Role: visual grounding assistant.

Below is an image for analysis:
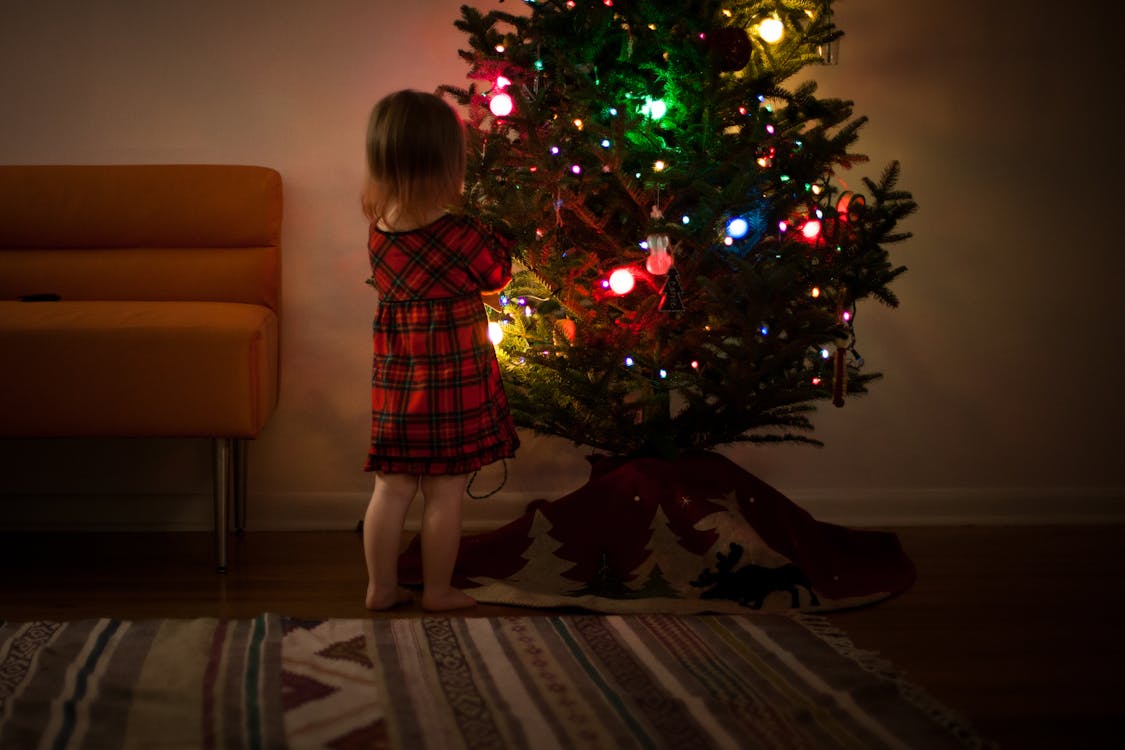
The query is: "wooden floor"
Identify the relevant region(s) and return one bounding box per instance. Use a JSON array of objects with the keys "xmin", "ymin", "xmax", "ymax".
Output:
[{"xmin": 1, "ymin": 525, "xmax": 1123, "ymax": 749}]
